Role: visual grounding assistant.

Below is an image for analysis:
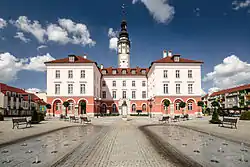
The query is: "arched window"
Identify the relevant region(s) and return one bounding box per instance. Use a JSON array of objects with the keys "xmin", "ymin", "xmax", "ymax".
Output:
[
  {"xmin": 112, "ymin": 104, "xmax": 117, "ymax": 113},
  {"xmin": 188, "ymin": 102, "xmax": 193, "ymax": 110},
  {"xmin": 68, "ymin": 100, "xmax": 74, "ymax": 111},
  {"xmin": 142, "ymin": 104, "xmax": 146, "ymax": 111},
  {"xmin": 132, "ymin": 104, "xmax": 136, "ymax": 112}
]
